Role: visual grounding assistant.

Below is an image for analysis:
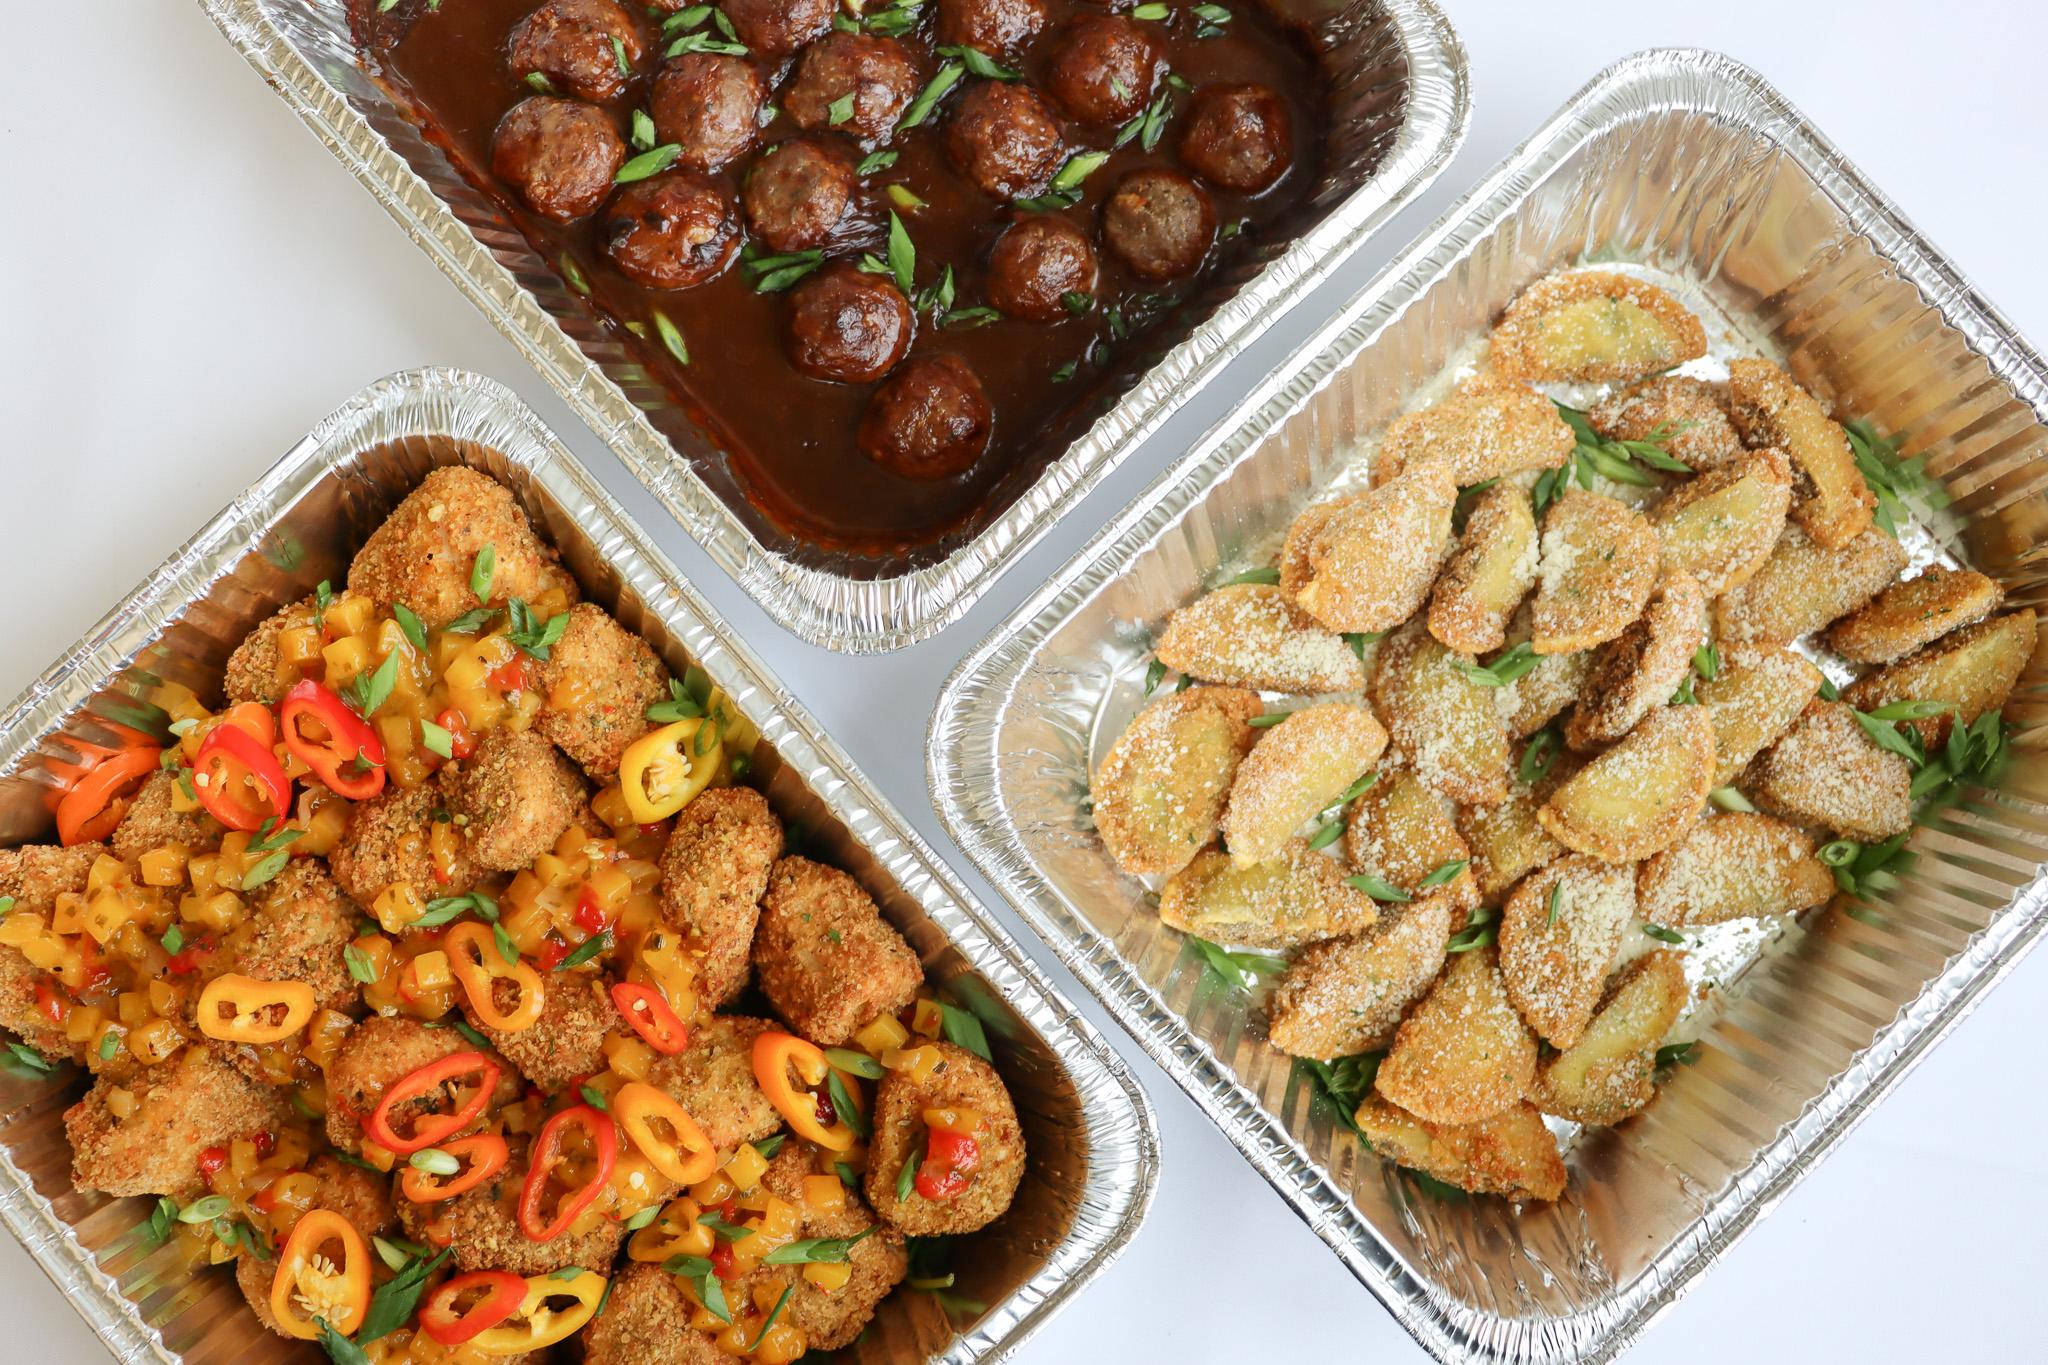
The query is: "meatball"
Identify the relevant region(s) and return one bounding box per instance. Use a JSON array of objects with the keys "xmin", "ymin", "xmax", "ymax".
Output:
[
  {"xmin": 936, "ymin": 0, "xmax": 1048, "ymax": 59},
  {"xmin": 785, "ymin": 33, "xmax": 919, "ymax": 145},
  {"xmin": 751, "ymin": 856, "xmax": 922, "ymax": 1046},
  {"xmin": 722, "ymin": 0, "xmax": 834, "ymax": 58},
  {"xmin": 945, "ymin": 81, "xmax": 1065, "ymax": 200},
  {"xmin": 464, "ymin": 973, "xmax": 619, "ymax": 1094},
  {"xmin": 66, "ymin": 1049, "xmax": 294, "ymax": 1199},
  {"xmin": 1101, "ymin": 168, "xmax": 1214, "ymax": 280},
  {"xmin": 534, "ymin": 603, "xmax": 671, "ymax": 781},
  {"xmin": 227, "ymin": 860, "xmax": 361, "ymax": 1015},
  {"xmin": 862, "ymin": 1041, "xmax": 1024, "ymax": 1235},
  {"xmin": 583, "ymin": 1264, "xmax": 724, "ymax": 1365},
  {"xmin": 1180, "ymin": 82, "xmax": 1294, "ymax": 193},
  {"xmin": 742, "ymin": 139, "xmax": 857, "ymax": 253},
  {"xmin": 650, "ymin": 54, "xmax": 764, "ymax": 175},
  {"xmin": 786, "ymin": 265, "xmax": 915, "ymax": 383},
  {"xmin": 441, "ymin": 729, "xmax": 588, "ymax": 872},
  {"xmin": 324, "ymin": 1015, "xmax": 520, "ymax": 1155},
  {"xmin": 329, "ymin": 782, "xmax": 485, "ymax": 906},
  {"xmin": 109, "ymin": 769, "xmax": 224, "ymax": 861},
  {"xmin": 346, "ymin": 466, "xmax": 578, "ymax": 629},
  {"xmin": 490, "ymin": 96, "xmax": 626, "ymax": 223},
  {"xmin": 645, "ymin": 1015, "xmax": 782, "ymax": 1161},
  {"xmin": 659, "ymin": 787, "xmax": 784, "ymax": 1006},
  {"xmin": 1044, "ymin": 14, "xmax": 1161, "ymax": 125},
  {"xmin": 986, "ymin": 214, "xmax": 1097, "ymax": 321},
  {"xmin": 602, "ymin": 173, "xmax": 743, "ymax": 290},
  {"xmin": 506, "ymin": 0, "xmax": 645, "ymax": 104},
  {"xmin": 857, "ymin": 354, "xmax": 993, "ymax": 480}
]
